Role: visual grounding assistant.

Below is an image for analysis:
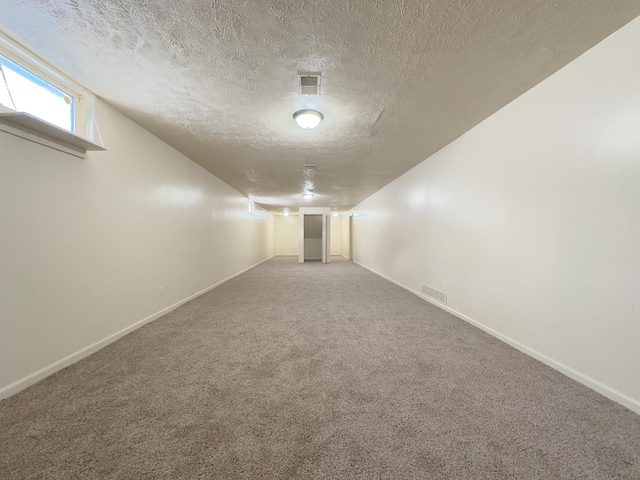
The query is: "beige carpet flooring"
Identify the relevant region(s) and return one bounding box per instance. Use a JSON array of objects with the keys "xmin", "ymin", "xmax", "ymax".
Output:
[{"xmin": 1, "ymin": 256, "xmax": 639, "ymax": 479}]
